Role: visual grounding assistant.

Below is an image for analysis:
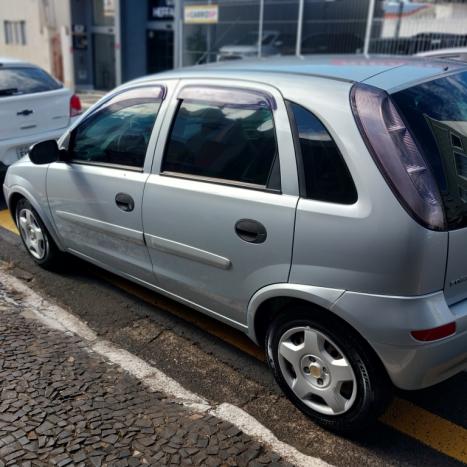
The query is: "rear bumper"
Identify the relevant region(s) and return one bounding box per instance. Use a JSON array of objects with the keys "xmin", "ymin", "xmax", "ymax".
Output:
[
  {"xmin": 0, "ymin": 126, "xmax": 70, "ymax": 167},
  {"xmin": 332, "ymin": 290, "xmax": 467, "ymax": 390}
]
